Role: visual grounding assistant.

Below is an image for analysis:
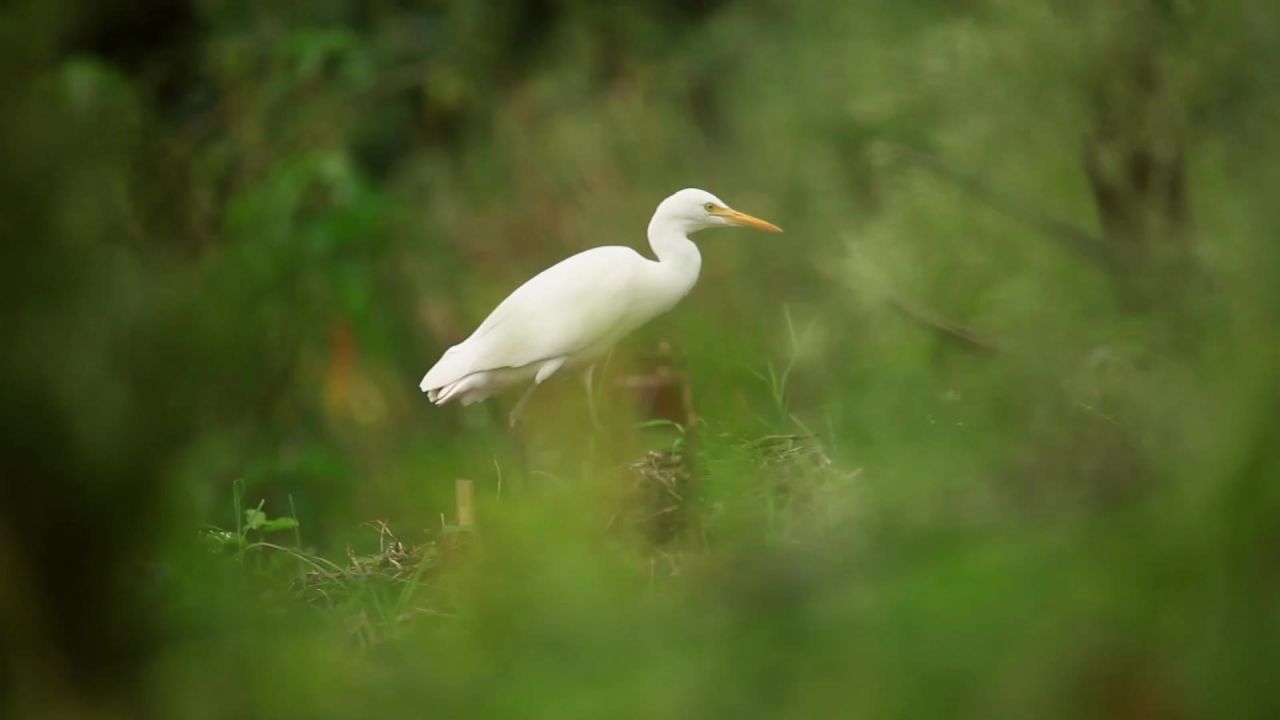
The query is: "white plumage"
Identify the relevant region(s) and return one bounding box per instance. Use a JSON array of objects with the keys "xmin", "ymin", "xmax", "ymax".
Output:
[{"xmin": 420, "ymin": 188, "xmax": 781, "ymax": 423}]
